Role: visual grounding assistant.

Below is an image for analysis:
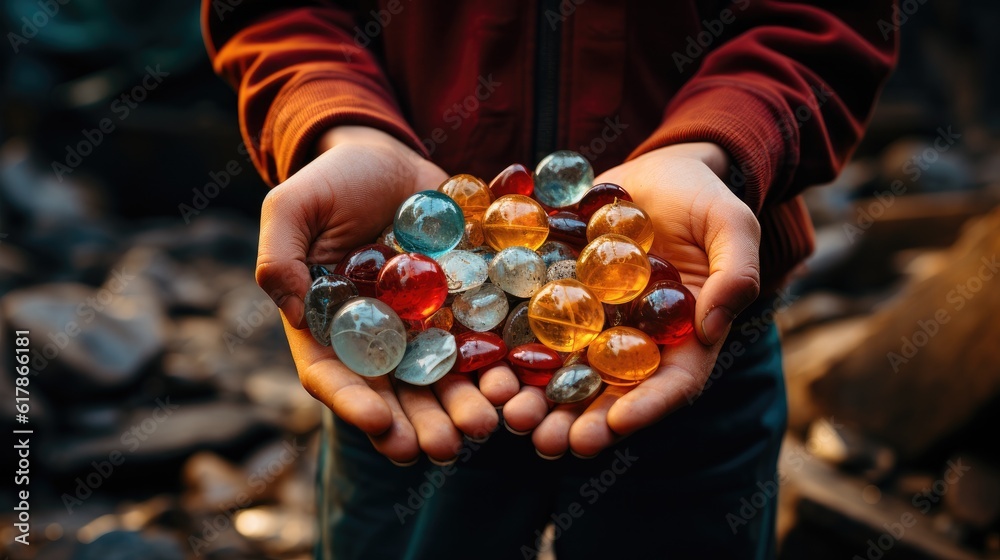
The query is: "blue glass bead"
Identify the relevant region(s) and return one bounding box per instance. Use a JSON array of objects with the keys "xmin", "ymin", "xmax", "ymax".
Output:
[
  {"xmin": 436, "ymin": 250, "xmax": 489, "ymax": 293},
  {"xmin": 533, "ymin": 150, "xmax": 594, "ymax": 208},
  {"xmin": 393, "ymin": 191, "xmax": 465, "ymax": 258},
  {"xmin": 394, "ymin": 328, "xmax": 457, "ymax": 386},
  {"xmin": 330, "ymin": 297, "xmax": 407, "ymax": 377}
]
